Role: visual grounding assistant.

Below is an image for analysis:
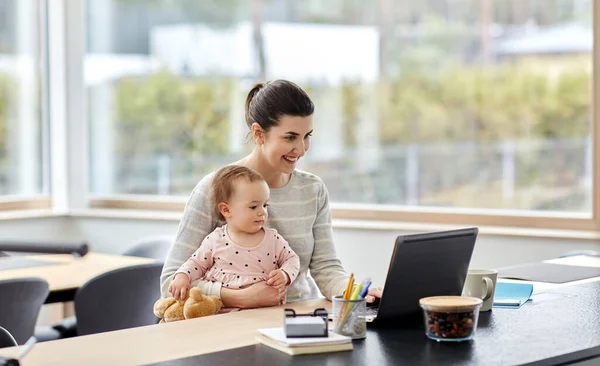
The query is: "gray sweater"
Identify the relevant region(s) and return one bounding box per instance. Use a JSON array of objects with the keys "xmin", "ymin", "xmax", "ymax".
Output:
[{"xmin": 160, "ymin": 169, "xmax": 349, "ymax": 302}]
